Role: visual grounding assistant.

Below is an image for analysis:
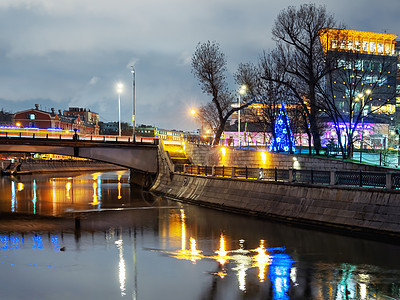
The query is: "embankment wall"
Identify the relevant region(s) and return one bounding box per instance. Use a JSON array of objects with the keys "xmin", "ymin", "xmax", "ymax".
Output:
[{"xmin": 185, "ymin": 143, "xmax": 393, "ymax": 172}]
